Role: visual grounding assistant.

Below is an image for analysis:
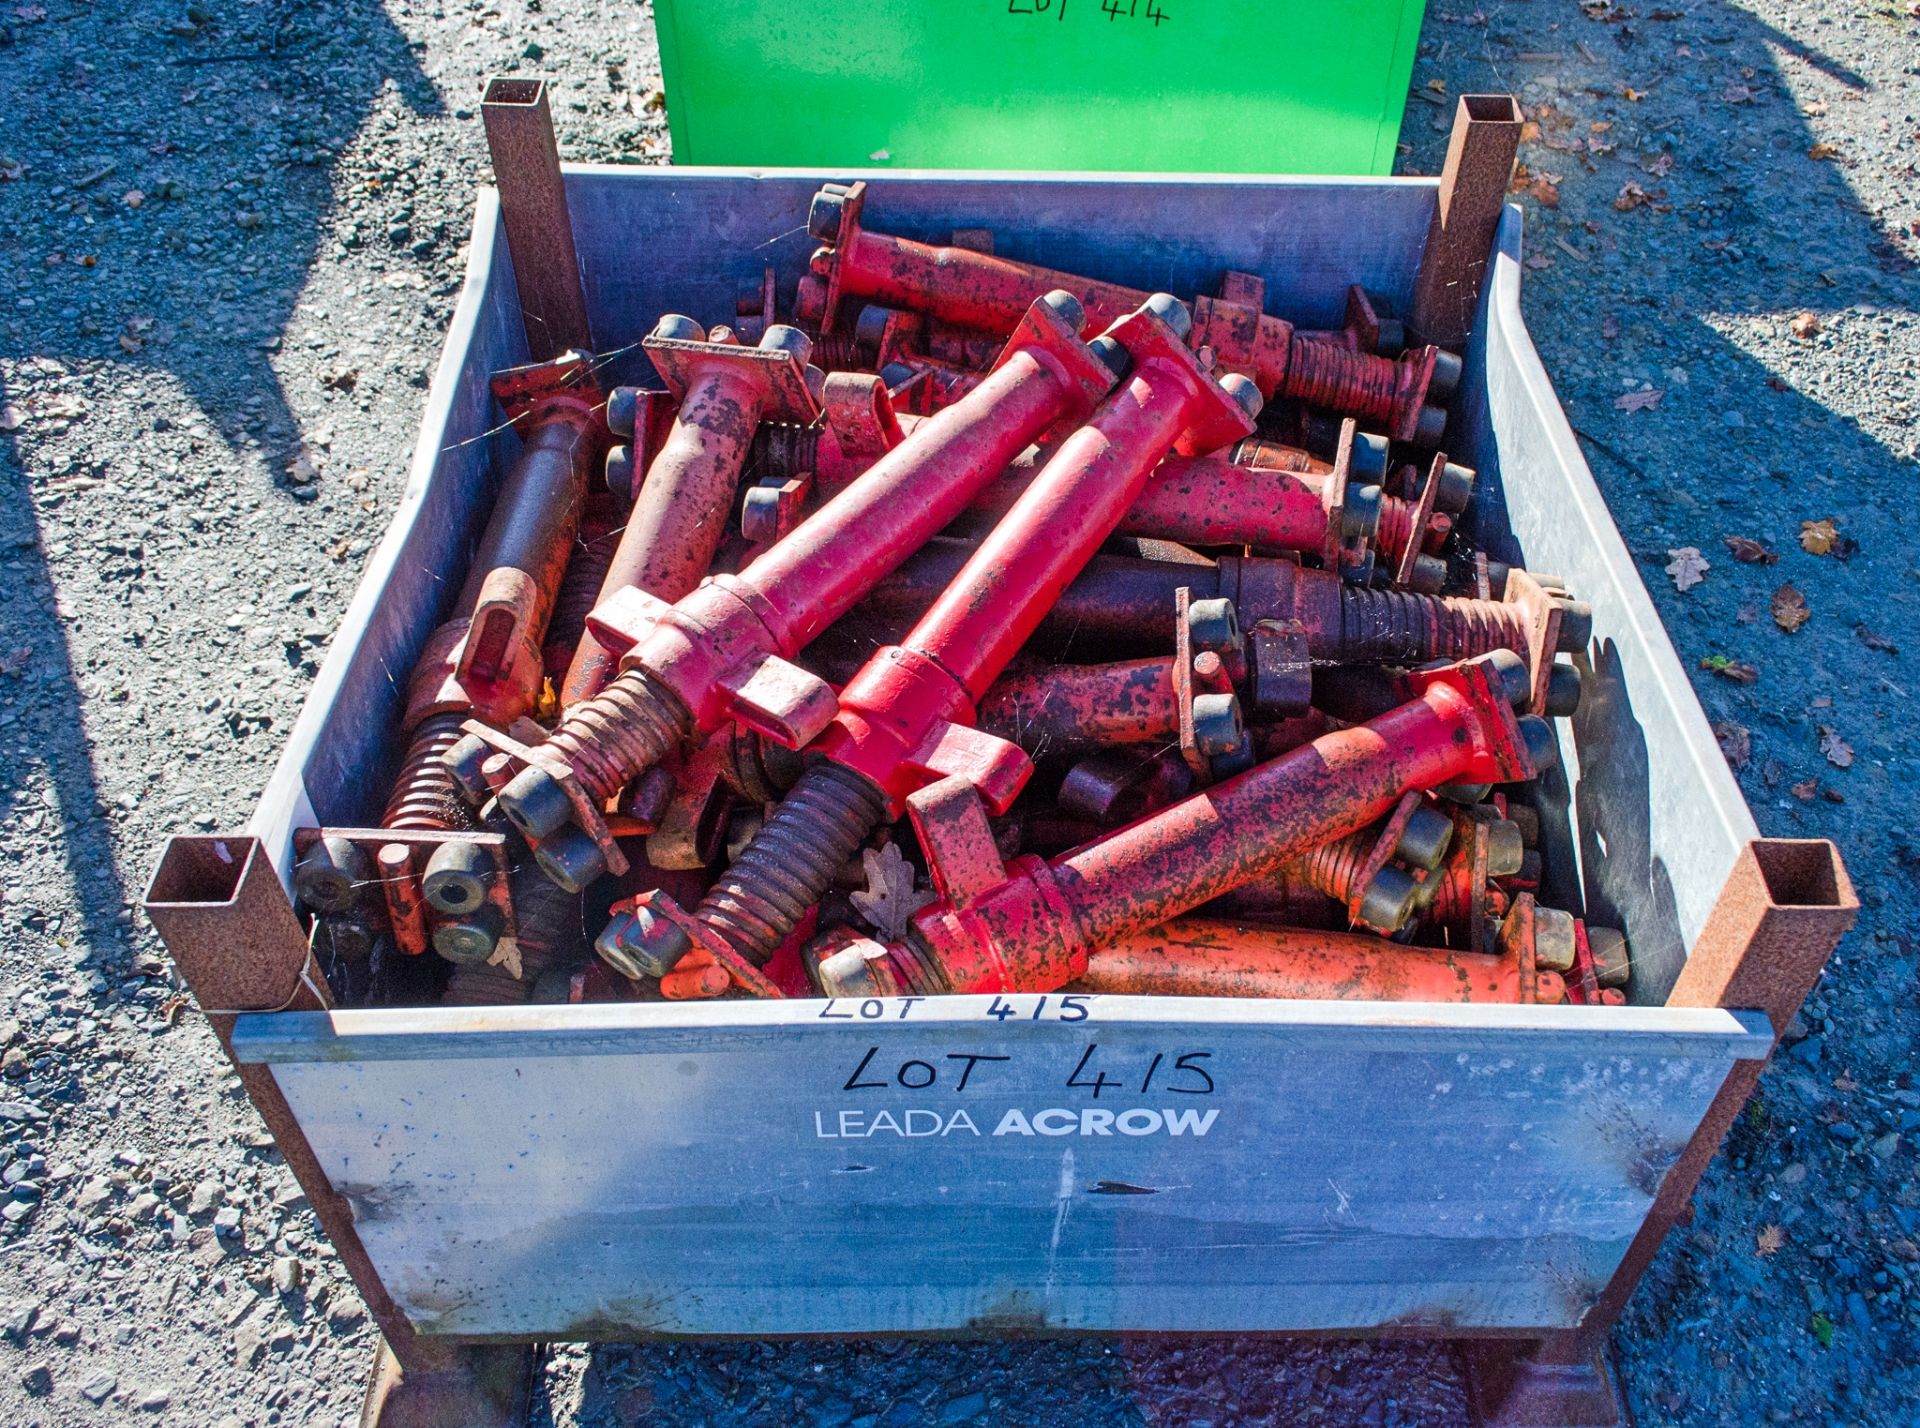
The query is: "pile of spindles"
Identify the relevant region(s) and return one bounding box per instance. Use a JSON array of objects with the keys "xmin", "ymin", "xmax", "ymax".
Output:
[{"xmin": 290, "ymin": 170, "xmax": 1628, "ymax": 1014}]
